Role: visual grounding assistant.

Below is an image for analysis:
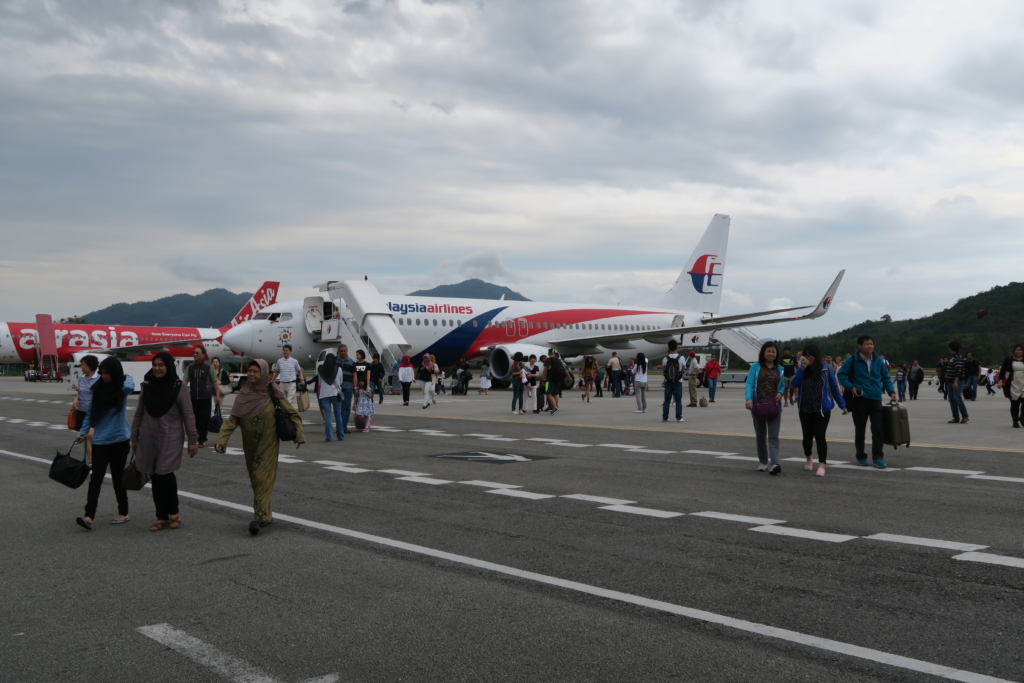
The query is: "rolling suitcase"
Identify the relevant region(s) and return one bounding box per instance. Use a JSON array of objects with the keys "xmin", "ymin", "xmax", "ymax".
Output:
[{"xmin": 882, "ymin": 400, "xmax": 911, "ymax": 449}]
